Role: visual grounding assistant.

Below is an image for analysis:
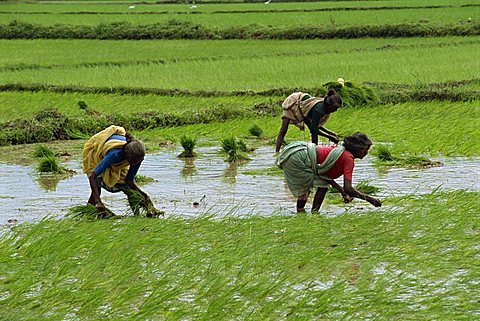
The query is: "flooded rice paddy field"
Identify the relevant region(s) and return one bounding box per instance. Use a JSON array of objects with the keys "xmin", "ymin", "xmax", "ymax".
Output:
[{"xmin": 0, "ymin": 146, "xmax": 479, "ymax": 225}]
